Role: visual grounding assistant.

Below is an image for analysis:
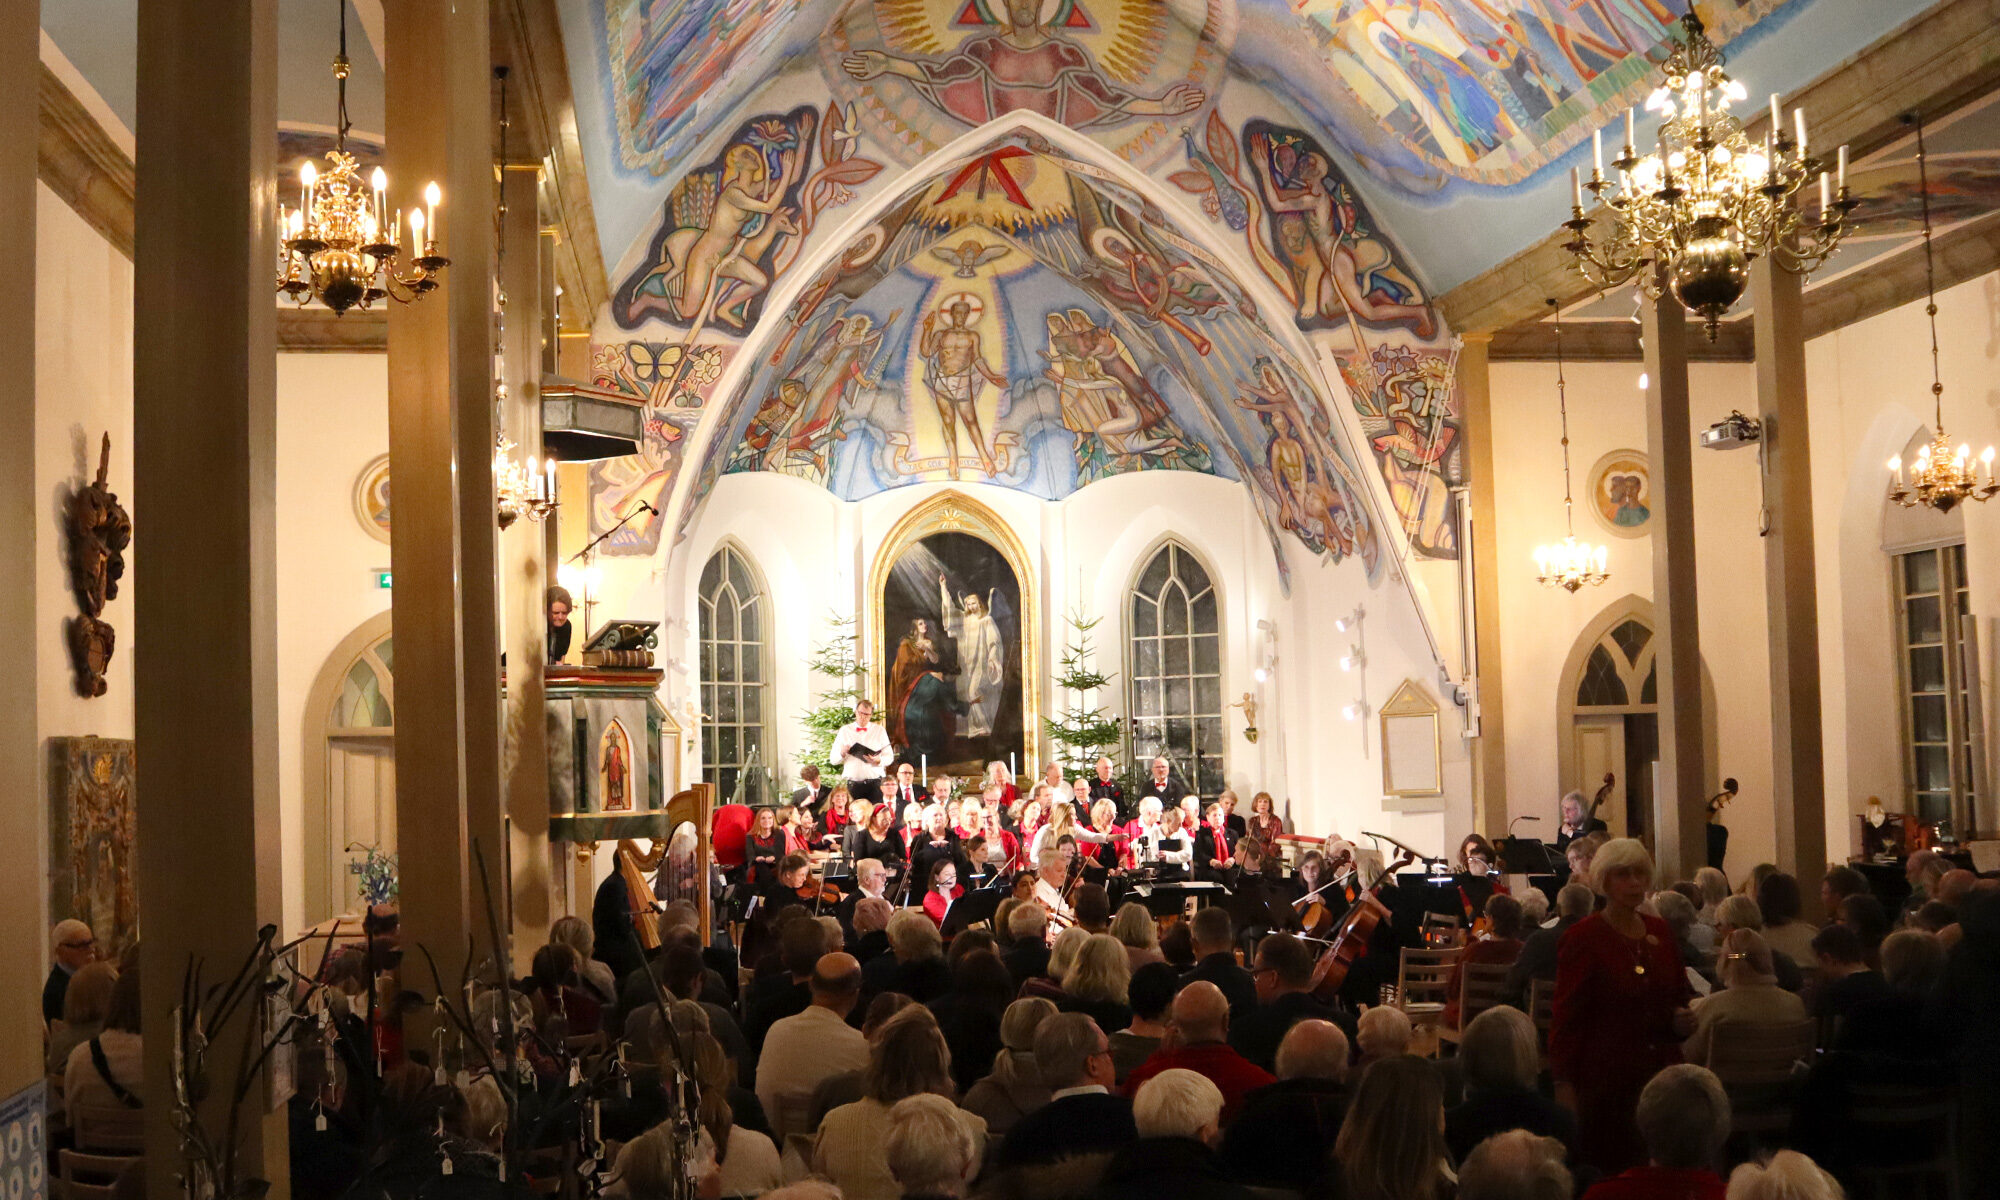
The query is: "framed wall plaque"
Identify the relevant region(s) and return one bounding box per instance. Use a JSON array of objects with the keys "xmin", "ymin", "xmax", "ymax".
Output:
[{"xmin": 1380, "ymin": 679, "xmax": 1442, "ymax": 798}]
